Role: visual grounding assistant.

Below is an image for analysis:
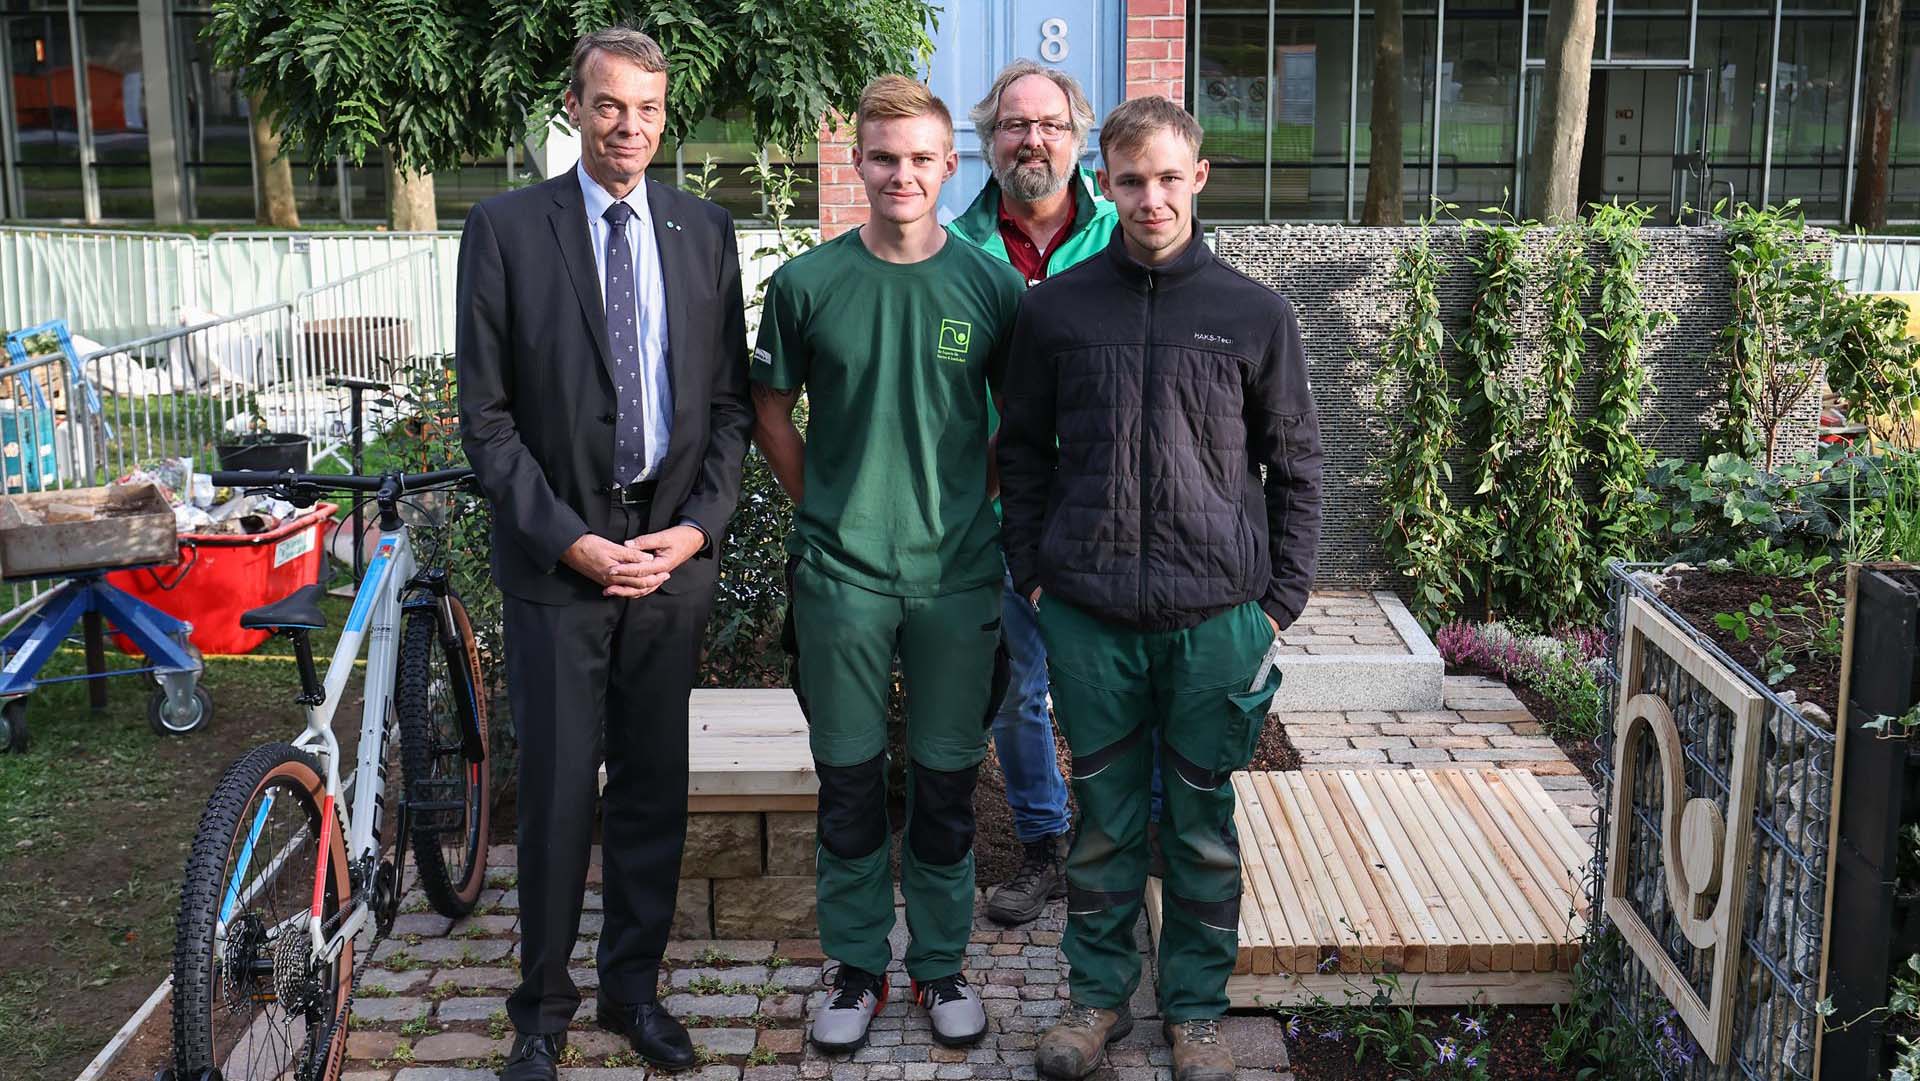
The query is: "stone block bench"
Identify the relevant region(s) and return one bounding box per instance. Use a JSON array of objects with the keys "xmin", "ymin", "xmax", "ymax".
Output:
[{"xmin": 599, "ymin": 689, "xmax": 820, "ymax": 940}]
